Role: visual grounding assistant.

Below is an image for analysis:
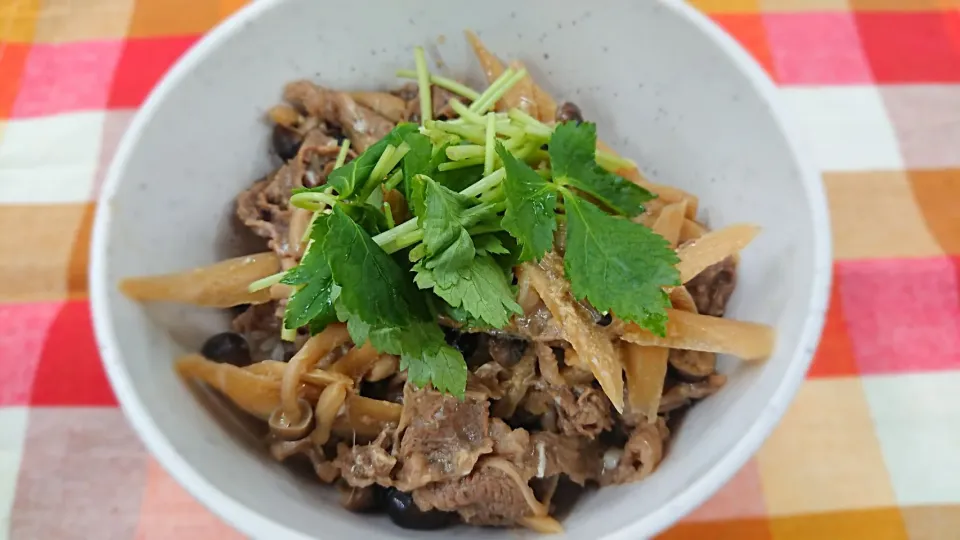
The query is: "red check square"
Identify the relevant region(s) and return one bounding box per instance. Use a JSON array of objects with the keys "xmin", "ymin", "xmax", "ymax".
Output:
[
  {"xmin": 108, "ymin": 36, "xmax": 198, "ymax": 108},
  {"xmin": 0, "ymin": 43, "xmax": 31, "ymax": 119},
  {"xmin": 764, "ymin": 12, "xmax": 873, "ymax": 84},
  {"xmin": 11, "ymin": 40, "xmax": 123, "ymax": 118},
  {"xmin": 838, "ymin": 257, "xmax": 960, "ymax": 375},
  {"xmin": 807, "ymin": 270, "xmax": 859, "ymax": 378},
  {"xmin": 0, "ymin": 301, "xmax": 64, "ymax": 405},
  {"xmin": 856, "ymin": 11, "xmax": 960, "ymax": 83},
  {"xmin": 30, "ymin": 300, "xmax": 116, "ymax": 406}
]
